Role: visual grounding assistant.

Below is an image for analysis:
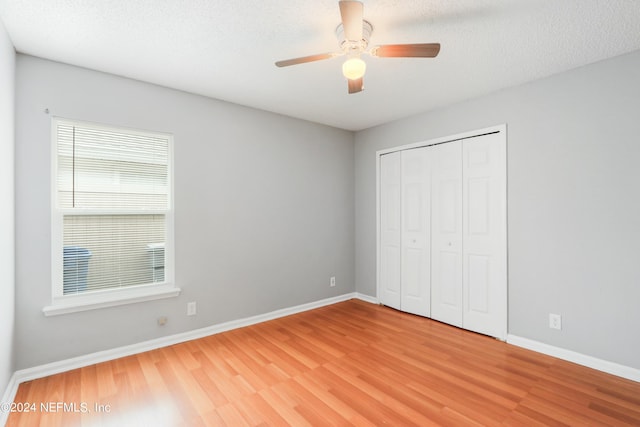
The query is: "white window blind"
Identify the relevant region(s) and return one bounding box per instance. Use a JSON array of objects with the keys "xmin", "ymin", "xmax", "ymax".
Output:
[{"xmin": 54, "ymin": 119, "xmax": 171, "ymax": 296}]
